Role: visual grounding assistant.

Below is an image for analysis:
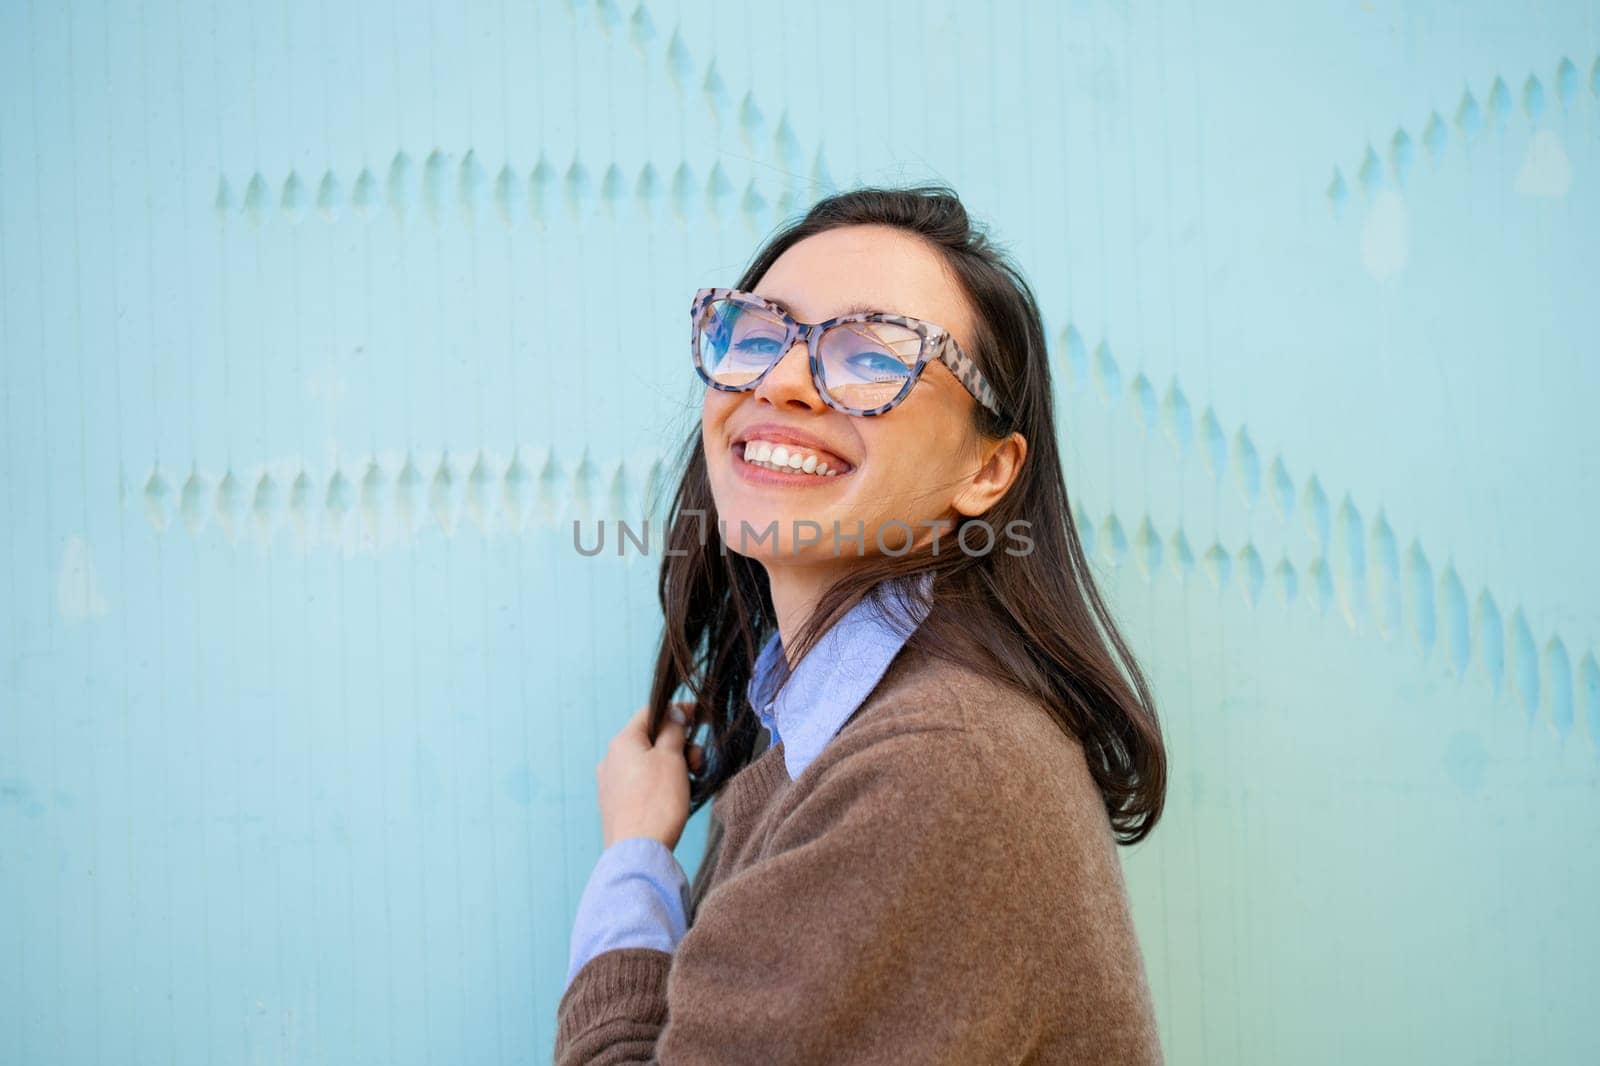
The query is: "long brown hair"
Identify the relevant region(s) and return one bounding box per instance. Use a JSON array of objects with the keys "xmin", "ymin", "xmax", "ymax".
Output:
[{"xmin": 648, "ymin": 183, "xmax": 1166, "ymax": 845}]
